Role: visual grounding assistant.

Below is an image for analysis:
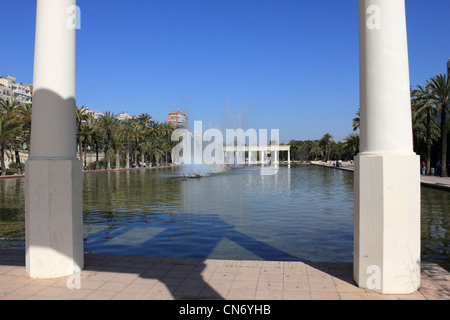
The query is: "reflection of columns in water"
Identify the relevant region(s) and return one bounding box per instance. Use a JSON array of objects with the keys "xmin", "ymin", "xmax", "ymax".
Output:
[{"xmin": 260, "ymin": 151, "xmax": 265, "ymax": 166}]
